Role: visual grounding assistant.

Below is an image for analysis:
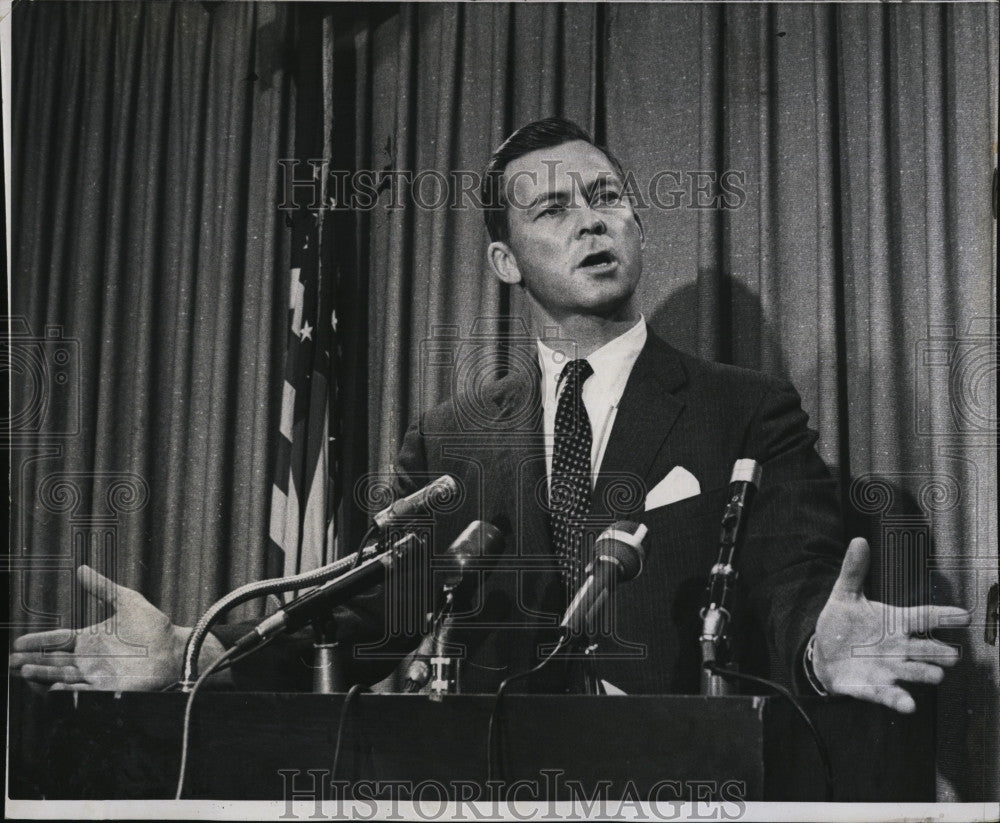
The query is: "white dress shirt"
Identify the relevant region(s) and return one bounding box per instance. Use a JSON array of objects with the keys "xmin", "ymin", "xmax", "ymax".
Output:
[{"xmin": 537, "ymin": 318, "xmax": 647, "ymax": 490}]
